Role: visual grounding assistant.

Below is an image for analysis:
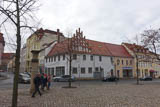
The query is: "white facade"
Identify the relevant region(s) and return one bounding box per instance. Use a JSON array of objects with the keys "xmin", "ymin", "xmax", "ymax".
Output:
[
  {"xmin": 39, "ymin": 41, "xmax": 57, "ymax": 72},
  {"xmin": 45, "ymin": 54, "xmax": 114, "ymax": 78}
]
